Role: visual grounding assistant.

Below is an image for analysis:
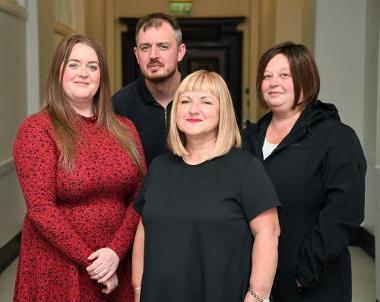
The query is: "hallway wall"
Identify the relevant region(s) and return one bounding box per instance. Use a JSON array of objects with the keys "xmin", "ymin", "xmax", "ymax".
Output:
[
  {"xmin": 314, "ymin": 0, "xmax": 379, "ymax": 298},
  {"xmin": 315, "ymin": 0, "xmax": 378, "ymax": 234},
  {"xmin": 0, "ymin": 2, "xmax": 27, "ymax": 249}
]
